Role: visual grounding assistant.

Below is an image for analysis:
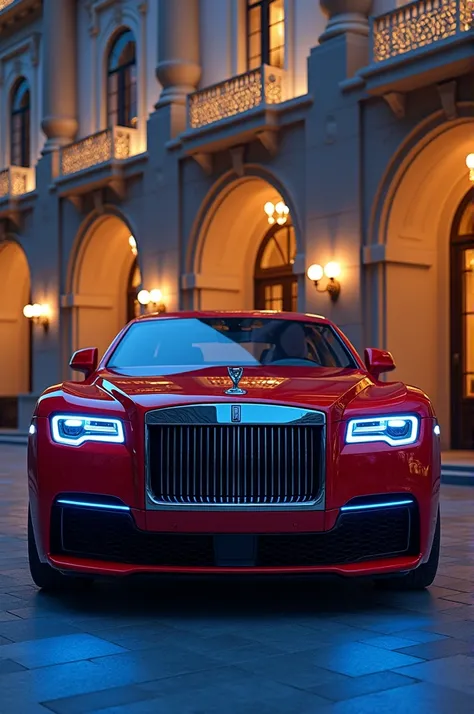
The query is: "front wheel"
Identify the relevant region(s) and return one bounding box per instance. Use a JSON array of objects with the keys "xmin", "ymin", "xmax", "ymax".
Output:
[
  {"xmin": 28, "ymin": 507, "xmax": 93, "ymax": 591},
  {"xmin": 376, "ymin": 507, "xmax": 440, "ymax": 591}
]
